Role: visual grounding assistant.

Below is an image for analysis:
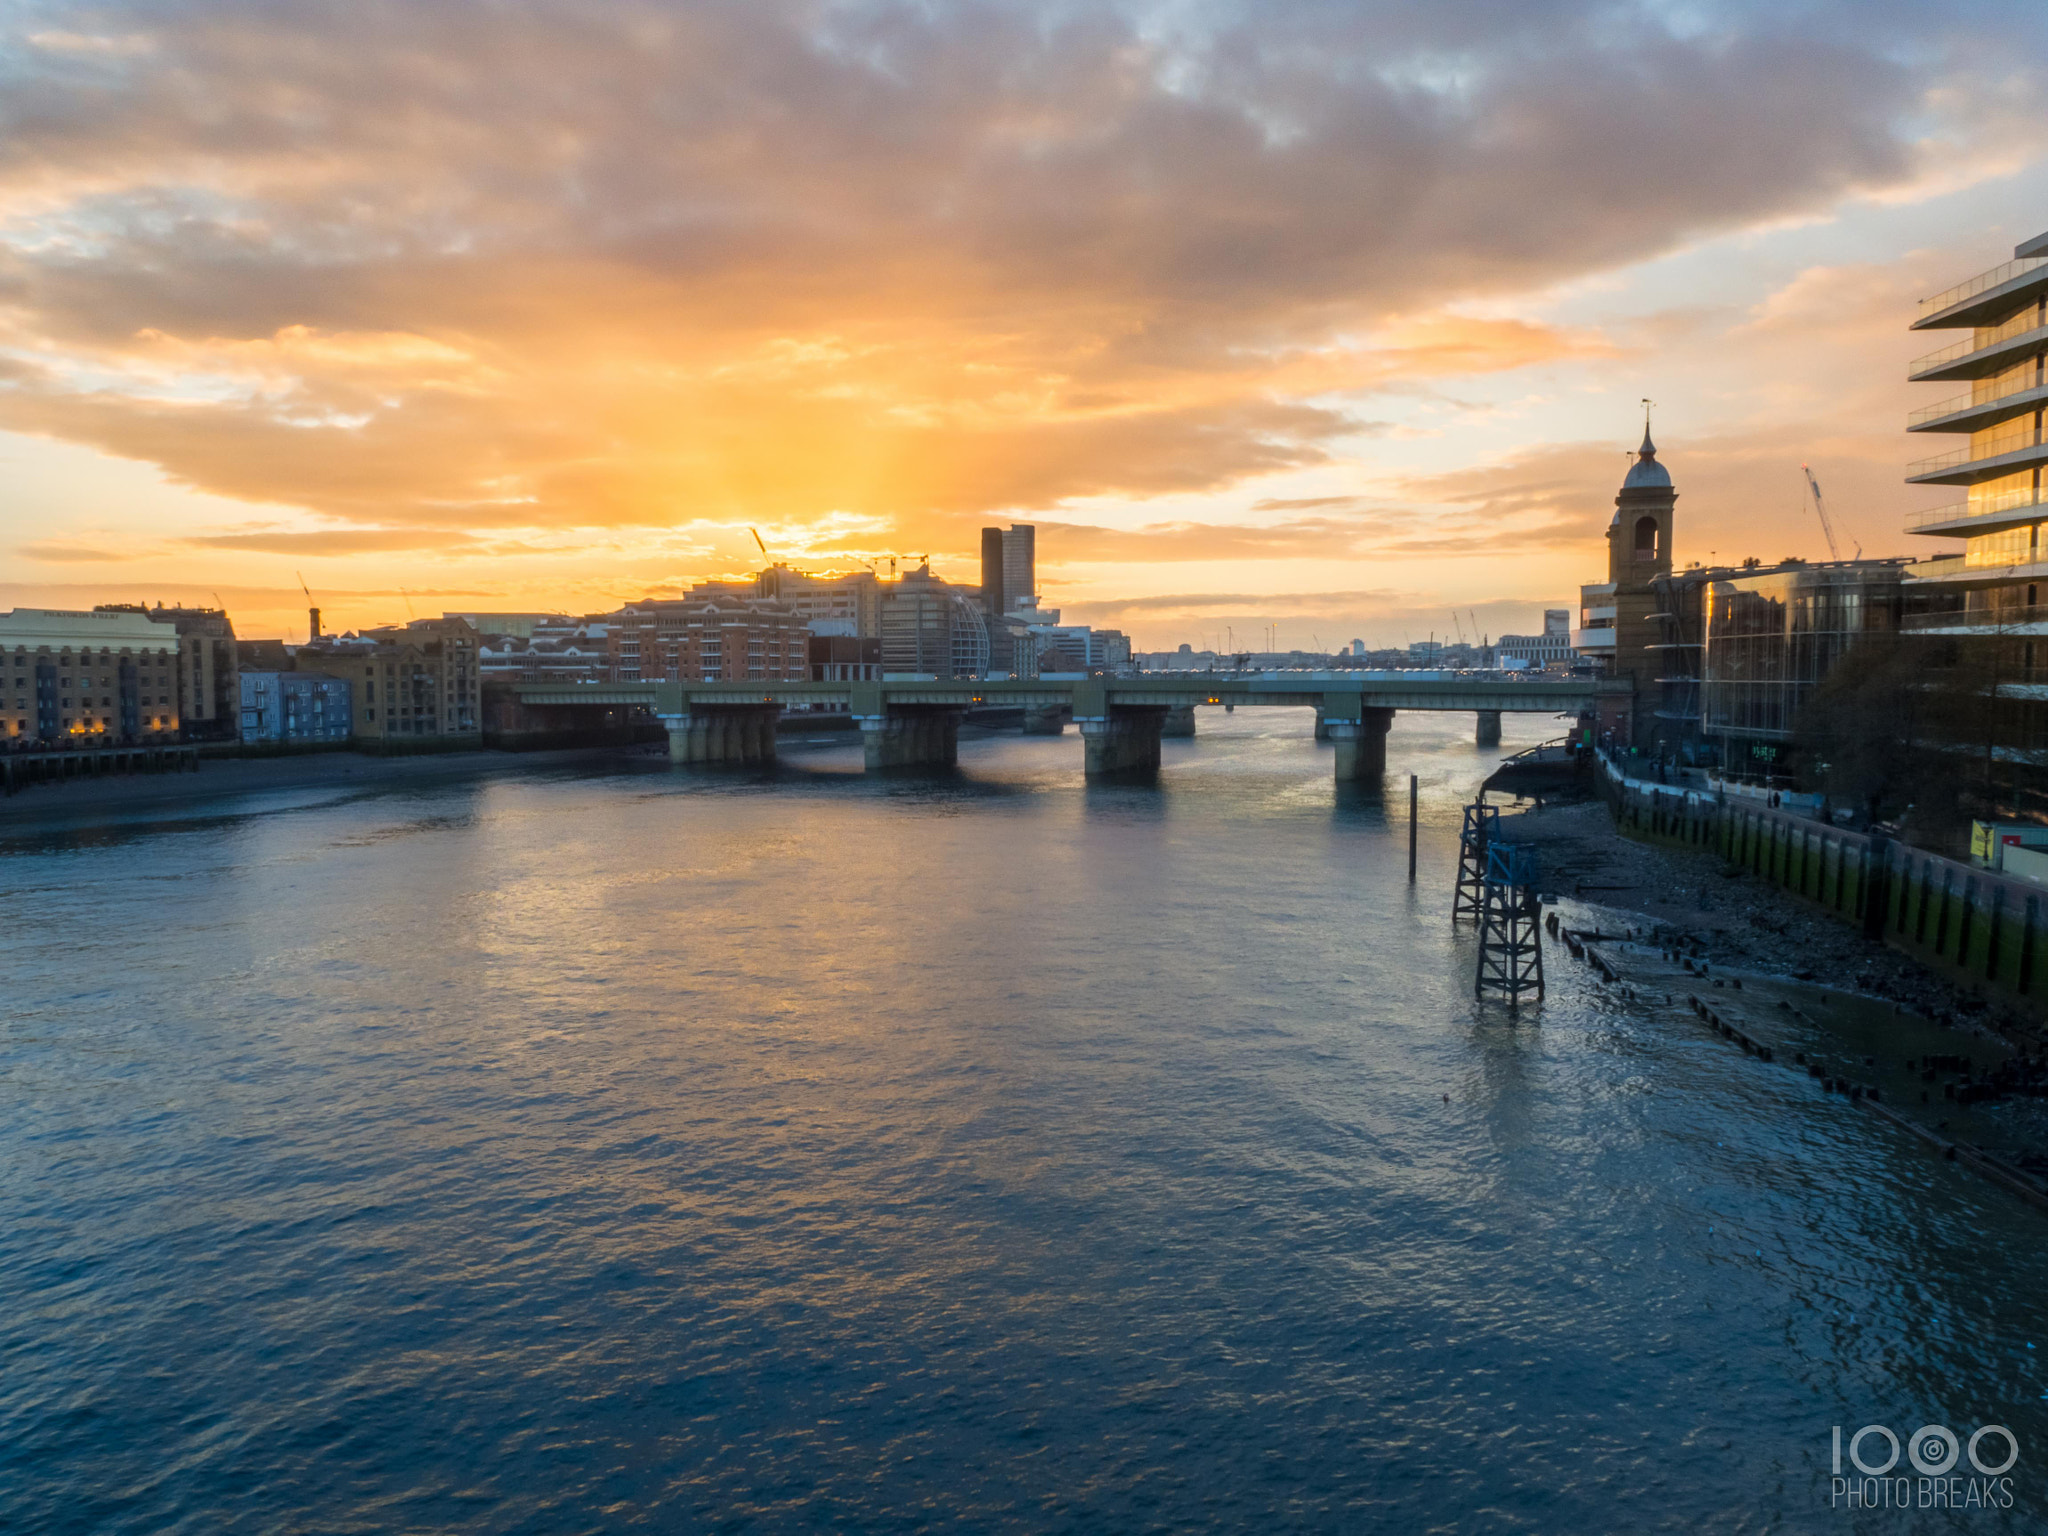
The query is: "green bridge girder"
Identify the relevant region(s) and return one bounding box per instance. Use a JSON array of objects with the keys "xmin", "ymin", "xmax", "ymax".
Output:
[
  {"xmin": 513, "ymin": 672, "xmax": 1624, "ymax": 716},
  {"xmin": 509, "ymin": 672, "xmax": 1625, "ymax": 779}
]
